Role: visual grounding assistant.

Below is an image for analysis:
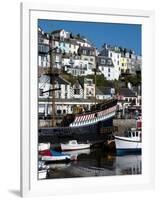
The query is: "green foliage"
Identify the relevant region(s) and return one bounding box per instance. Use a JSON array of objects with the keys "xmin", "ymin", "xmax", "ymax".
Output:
[
  {"xmin": 61, "ymin": 71, "xmax": 141, "ymax": 95},
  {"xmin": 123, "ymin": 74, "xmax": 141, "ymax": 86},
  {"xmin": 62, "ymin": 71, "xmax": 77, "ymax": 84}
]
